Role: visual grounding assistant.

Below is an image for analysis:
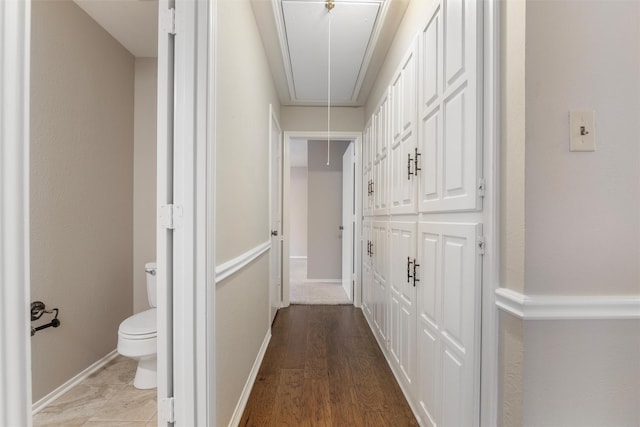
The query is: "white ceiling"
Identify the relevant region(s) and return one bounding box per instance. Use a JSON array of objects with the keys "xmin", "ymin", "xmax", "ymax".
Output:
[
  {"xmin": 252, "ymin": 0, "xmax": 410, "ymax": 107},
  {"xmin": 74, "ymin": 0, "xmax": 158, "ymax": 58}
]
